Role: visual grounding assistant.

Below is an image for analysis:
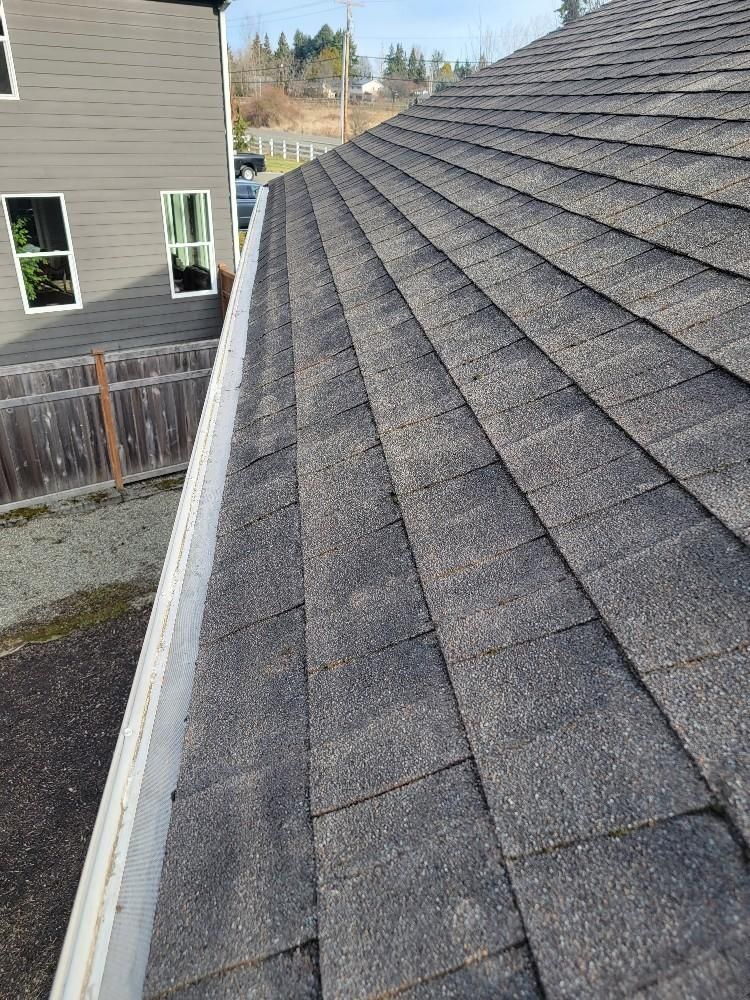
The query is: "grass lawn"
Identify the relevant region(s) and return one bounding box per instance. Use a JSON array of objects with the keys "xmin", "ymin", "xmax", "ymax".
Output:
[{"xmin": 262, "ymin": 154, "xmax": 306, "ymax": 173}]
